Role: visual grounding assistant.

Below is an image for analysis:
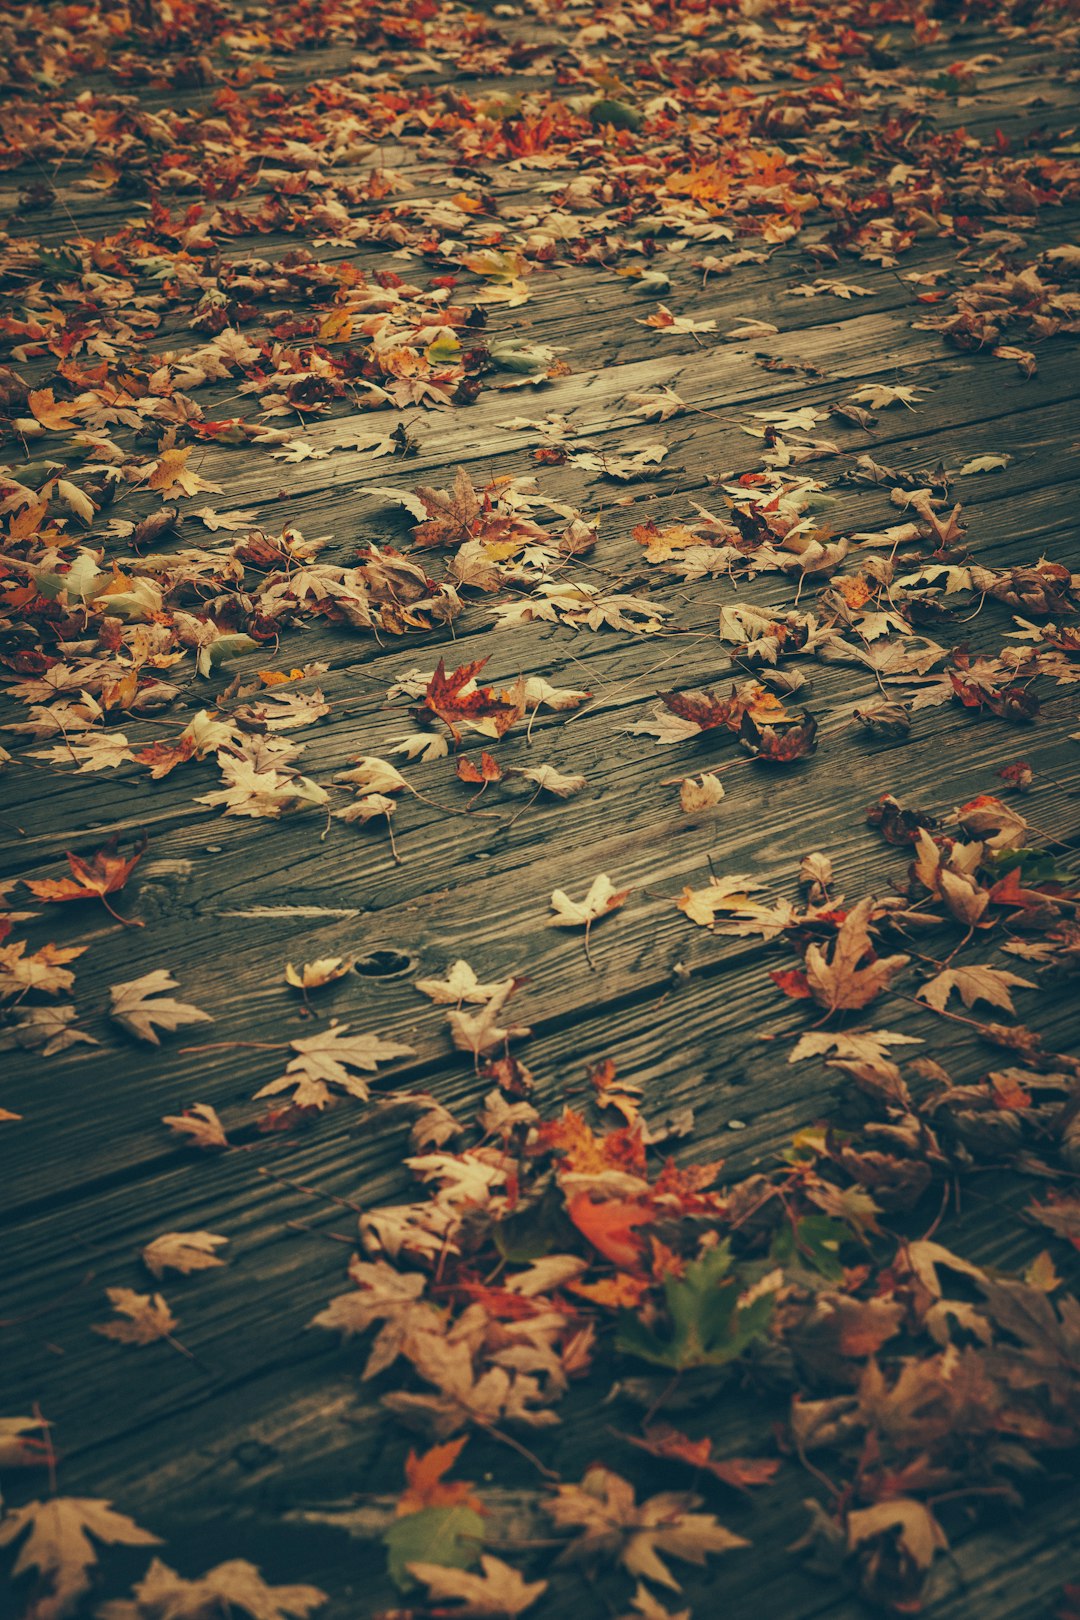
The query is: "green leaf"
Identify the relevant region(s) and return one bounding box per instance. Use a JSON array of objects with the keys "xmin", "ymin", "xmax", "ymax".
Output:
[
  {"xmin": 590, "ymin": 99, "xmax": 643, "ymax": 131},
  {"xmin": 489, "ymin": 340, "xmax": 555, "ymax": 375},
  {"xmin": 425, "ymin": 331, "xmax": 462, "ymax": 365},
  {"xmin": 383, "ymin": 1505, "xmax": 485, "ymax": 1592},
  {"xmin": 772, "ymin": 1216, "xmax": 849, "ymax": 1282},
  {"xmin": 616, "ymin": 1243, "xmax": 775, "ymax": 1370},
  {"xmin": 988, "ymin": 848, "xmax": 1070, "ymax": 884}
]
